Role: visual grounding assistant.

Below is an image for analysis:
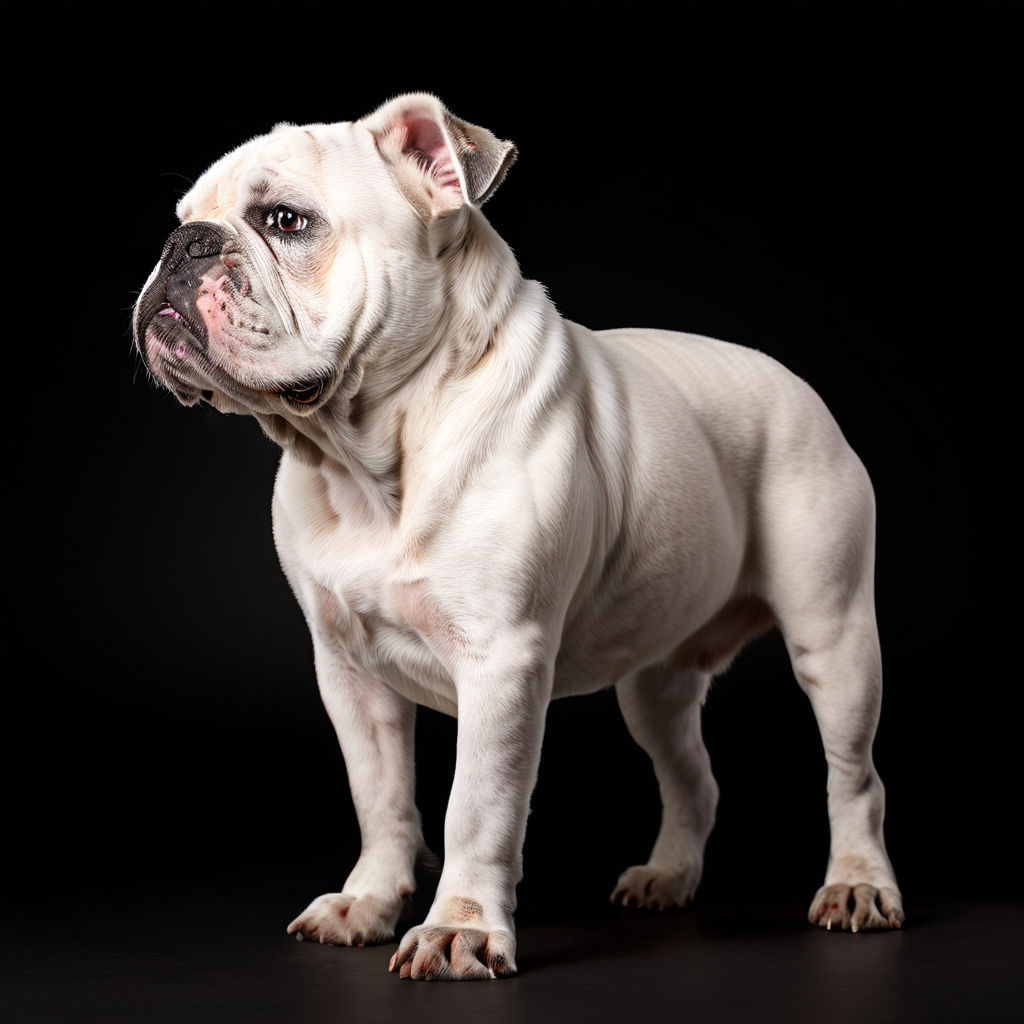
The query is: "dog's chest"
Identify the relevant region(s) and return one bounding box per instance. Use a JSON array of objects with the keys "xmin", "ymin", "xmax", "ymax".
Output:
[{"xmin": 273, "ymin": 455, "xmax": 458, "ymax": 713}]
